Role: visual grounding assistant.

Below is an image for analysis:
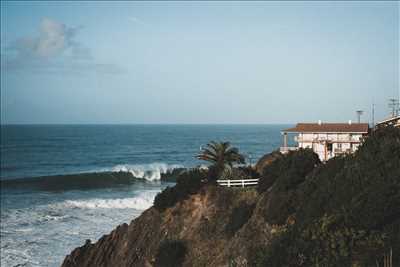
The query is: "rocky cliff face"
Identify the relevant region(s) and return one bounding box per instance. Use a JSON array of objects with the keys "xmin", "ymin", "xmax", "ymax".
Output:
[{"xmin": 61, "ymin": 186, "xmax": 273, "ymax": 267}]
